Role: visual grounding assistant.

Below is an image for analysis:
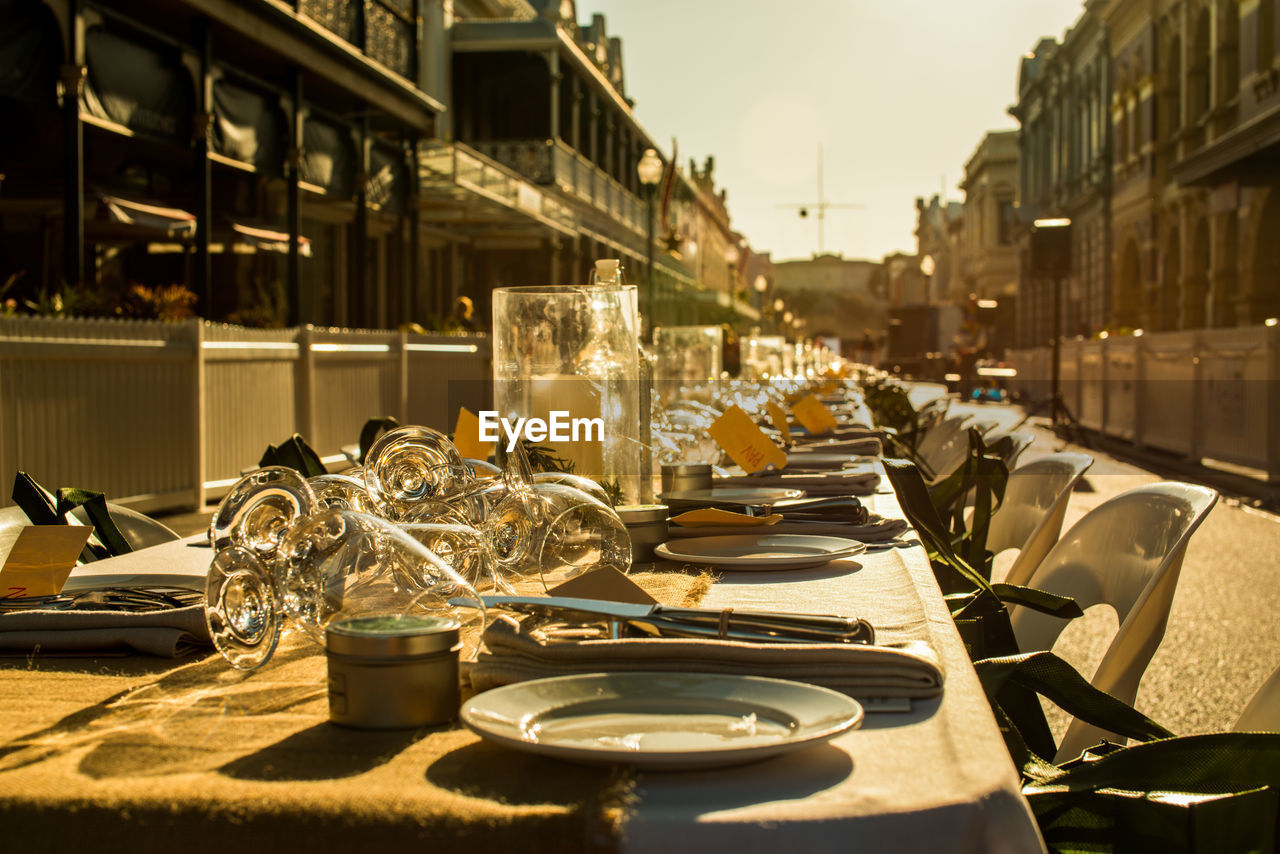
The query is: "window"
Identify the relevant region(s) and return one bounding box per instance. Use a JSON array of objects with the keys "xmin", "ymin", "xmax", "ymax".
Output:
[
  {"xmin": 1217, "ymin": 0, "xmax": 1241, "ymax": 100},
  {"xmin": 1192, "ymin": 8, "xmax": 1212, "ymax": 118},
  {"xmin": 997, "ymin": 197, "xmax": 1016, "ymax": 246},
  {"xmin": 1260, "ymin": 0, "xmax": 1276, "ymax": 70},
  {"xmin": 1167, "ymin": 35, "xmax": 1182, "ymax": 137}
]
